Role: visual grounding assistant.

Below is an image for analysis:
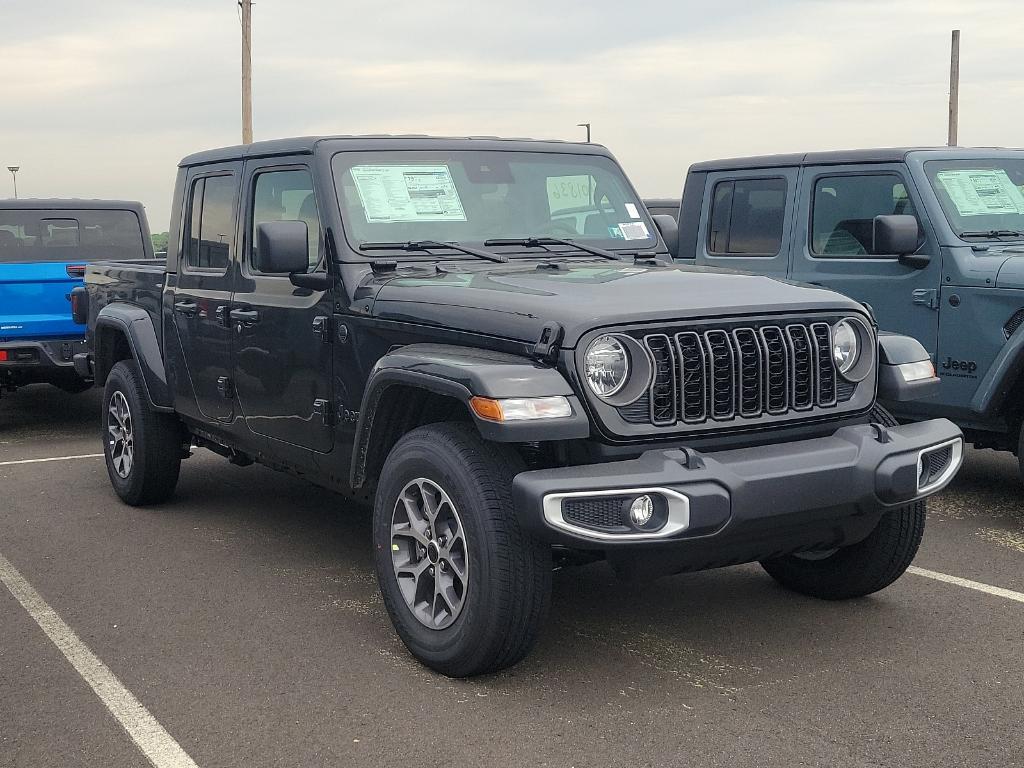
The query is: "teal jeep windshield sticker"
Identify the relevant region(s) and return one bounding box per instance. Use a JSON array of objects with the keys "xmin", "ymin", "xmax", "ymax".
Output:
[
  {"xmin": 351, "ymin": 165, "xmax": 467, "ymax": 223},
  {"xmin": 936, "ymin": 169, "xmax": 1024, "ymax": 217}
]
